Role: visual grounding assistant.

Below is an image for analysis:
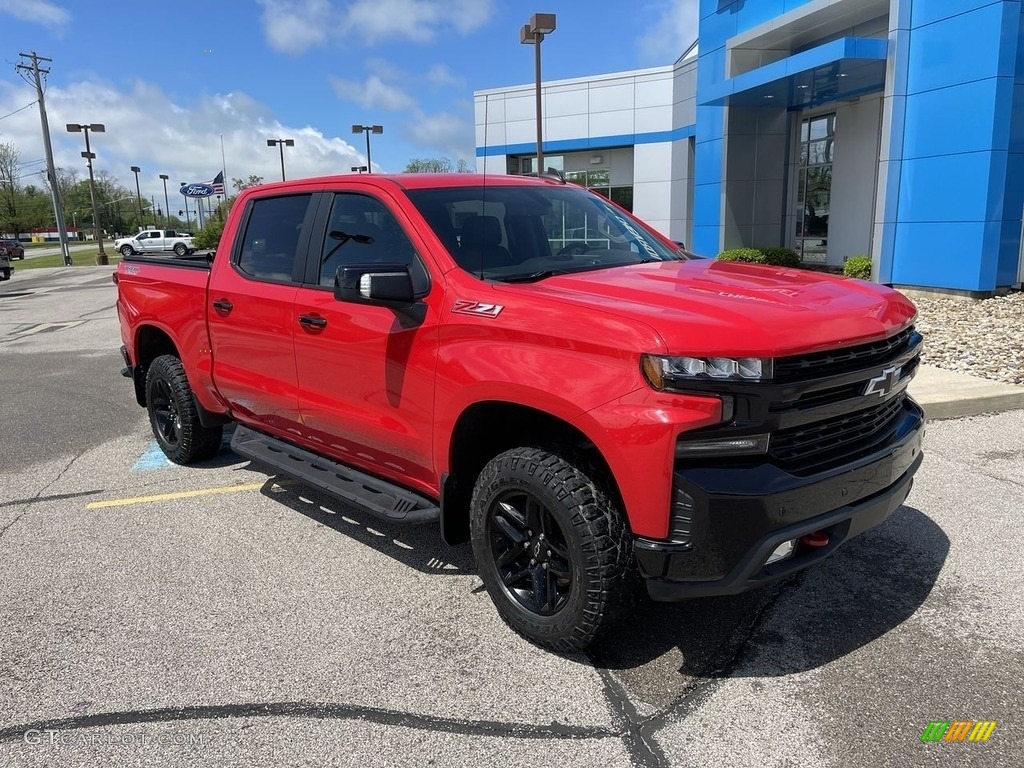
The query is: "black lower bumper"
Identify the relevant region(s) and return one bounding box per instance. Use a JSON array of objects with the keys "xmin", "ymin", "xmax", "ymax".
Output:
[{"xmin": 636, "ymin": 400, "xmax": 924, "ymax": 600}]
